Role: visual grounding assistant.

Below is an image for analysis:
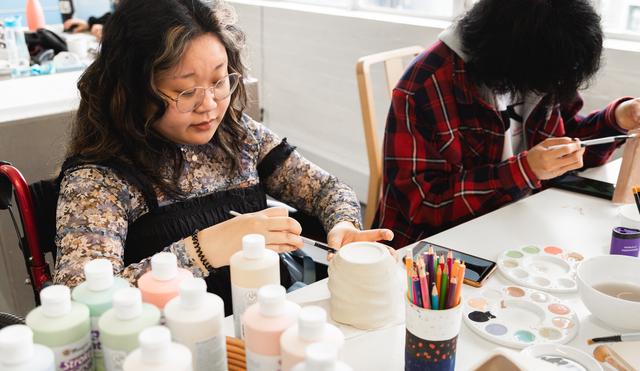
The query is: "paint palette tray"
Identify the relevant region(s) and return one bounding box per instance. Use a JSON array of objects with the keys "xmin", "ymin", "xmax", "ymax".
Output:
[
  {"xmin": 463, "ymin": 286, "xmax": 578, "ymax": 349},
  {"xmin": 497, "ymin": 245, "xmax": 584, "ymax": 293}
]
